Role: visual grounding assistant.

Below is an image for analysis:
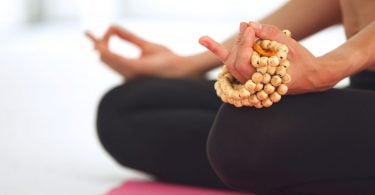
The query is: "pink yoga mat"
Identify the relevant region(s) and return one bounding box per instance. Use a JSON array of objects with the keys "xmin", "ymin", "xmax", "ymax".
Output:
[{"xmin": 107, "ymin": 180, "xmax": 251, "ymax": 195}]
